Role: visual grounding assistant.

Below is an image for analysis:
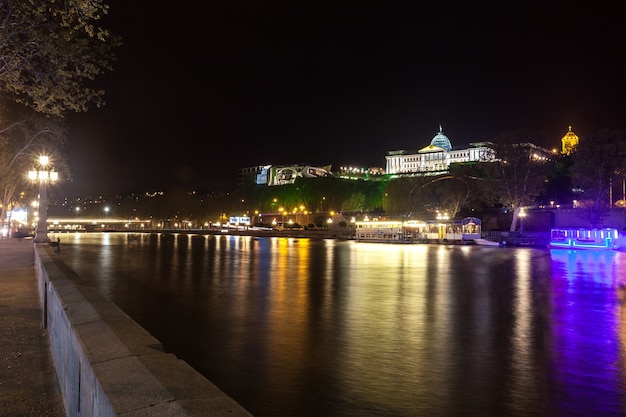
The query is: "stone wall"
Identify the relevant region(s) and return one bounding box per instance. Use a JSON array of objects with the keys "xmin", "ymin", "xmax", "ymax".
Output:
[
  {"xmin": 482, "ymin": 208, "xmax": 626, "ymax": 232},
  {"xmin": 34, "ymin": 245, "xmax": 253, "ymax": 417},
  {"xmin": 552, "ymin": 208, "xmax": 626, "ymax": 230}
]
